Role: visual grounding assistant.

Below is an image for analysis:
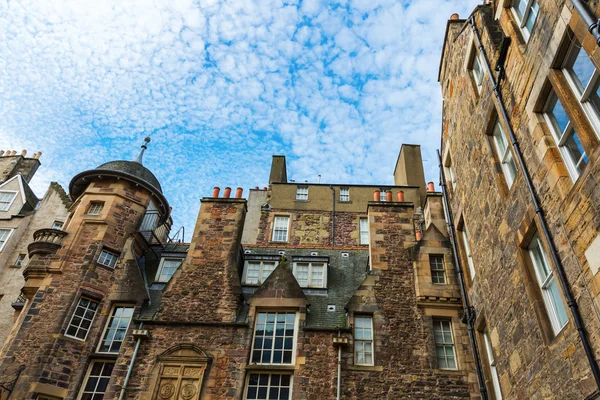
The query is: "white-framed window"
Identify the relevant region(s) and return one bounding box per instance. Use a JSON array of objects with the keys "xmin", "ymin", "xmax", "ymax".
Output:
[
  {"xmin": 0, "ymin": 228, "xmax": 14, "ymax": 252},
  {"xmin": 14, "ymin": 254, "xmax": 26, "ymax": 267},
  {"xmin": 296, "ymin": 186, "xmax": 308, "ymax": 201},
  {"xmin": 433, "ymin": 319, "xmax": 457, "ymax": 370},
  {"xmin": 245, "ymin": 373, "xmax": 292, "ymax": 400},
  {"xmin": 65, "ymin": 297, "xmax": 100, "ymax": 341},
  {"xmin": 483, "ymin": 330, "xmax": 503, "ymax": 400},
  {"xmin": 98, "ymin": 249, "xmax": 118, "ymax": 268},
  {"xmin": 460, "ymin": 224, "xmax": 476, "ymax": 280},
  {"xmin": 379, "ymin": 189, "xmax": 387, "ymax": 201},
  {"xmin": 359, "ymin": 218, "xmax": 369, "ymax": 245},
  {"xmin": 354, "ymin": 315, "xmax": 374, "ymax": 366},
  {"xmin": 88, "ymin": 201, "xmax": 104, "ymax": 215},
  {"xmin": 51, "ymin": 220, "xmax": 64, "ymax": 230},
  {"xmin": 243, "ymin": 261, "xmax": 278, "ymax": 285},
  {"xmin": 512, "ymin": 0, "xmax": 539, "ymax": 41},
  {"xmin": 492, "ymin": 121, "xmax": 518, "ymax": 187},
  {"xmin": 543, "ymin": 90, "xmax": 588, "ymax": 180},
  {"xmin": 293, "ymin": 262, "xmax": 326, "ymax": 288},
  {"xmin": 430, "ymin": 255, "xmax": 446, "ymax": 284},
  {"xmin": 272, "ymin": 216, "xmax": 289, "ymax": 242},
  {"xmin": 155, "ymin": 258, "xmax": 182, "ymax": 282},
  {"xmin": 97, "ymin": 306, "xmax": 134, "ymax": 353},
  {"xmin": 251, "ymin": 312, "xmax": 296, "ymax": 364},
  {"xmin": 444, "ymin": 154, "xmax": 457, "ymax": 191},
  {"xmin": 528, "ymin": 233, "xmax": 569, "ymax": 334},
  {"xmin": 340, "ymin": 187, "xmax": 350, "ymax": 202},
  {"xmin": 562, "ymin": 39, "xmax": 600, "ymax": 136},
  {"xmin": 470, "ymin": 49, "xmax": 485, "ymax": 93},
  {"xmin": 78, "ymin": 360, "xmax": 114, "ymax": 400},
  {"xmin": 0, "ymin": 191, "xmax": 17, "ymax": 211}
]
